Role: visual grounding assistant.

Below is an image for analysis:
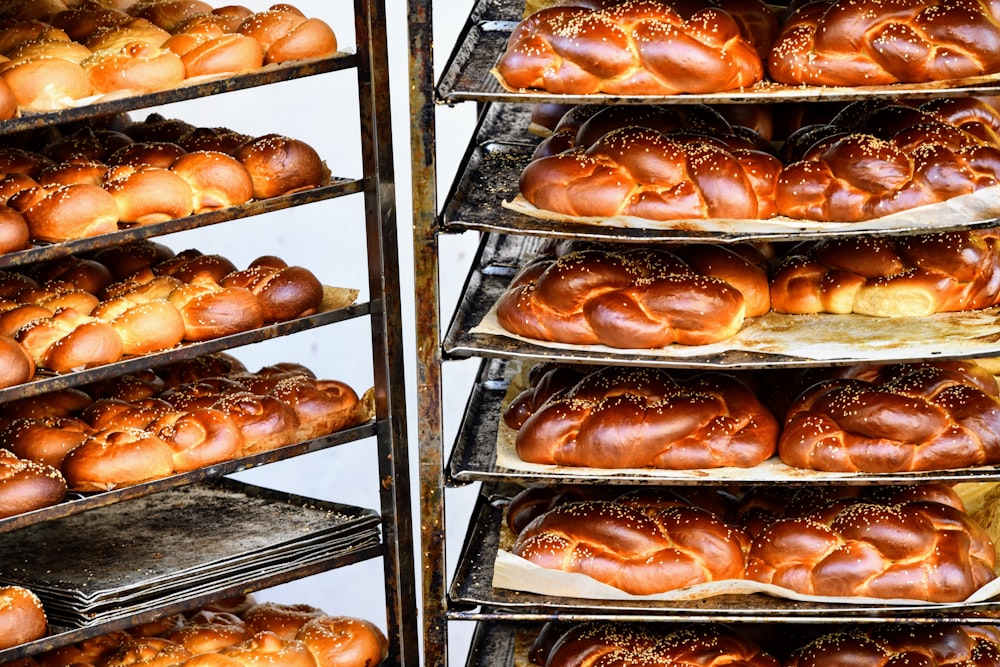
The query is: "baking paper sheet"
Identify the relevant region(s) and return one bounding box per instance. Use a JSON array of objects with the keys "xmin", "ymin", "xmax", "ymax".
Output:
[
  {"xmin": 472, "ymin": 302, "xmax": 1000, "ymax": 363},
  {"xmin": 502, "ymin": 185, "xmax": 1000, "ymax": 234}
]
